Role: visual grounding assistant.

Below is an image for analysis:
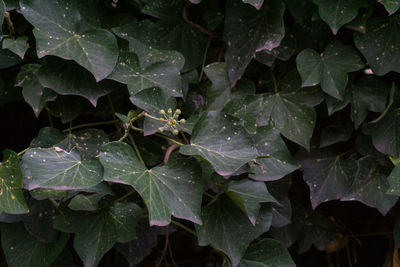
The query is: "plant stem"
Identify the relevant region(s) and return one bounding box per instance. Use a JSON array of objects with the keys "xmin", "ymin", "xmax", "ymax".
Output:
[
  {"xmin": 156, "ymin": 134, "xmax": 184, "ymax": 146},
  {"xmin": 203, "ymin": 191, "xmax": 217, "ymax": 201},
  {"xmin": 128, "ymin": 133, "xmax": 145, "ymax": 166},
  {"xmin": 62, "ymin": 119, "xmax": 119, "ymax": 132},
  {"xmin": 4, "ymin": 12, "xmax": 15, "ymax": 37},
  {"xmin": 180, "ymin": 132, "xmax": 189, "ymax": 144},
  {"xmin": 17, "ymin": 147, "xmax": 29, "ymax": 157},
  {"xmin": 171, "ymin": 220, "xmax": 197, "ymax": 236},
  {"xmin": 118, "ymin": 129, "xmax": 129, "ymax": 142},
  {"xmin": 144, "ymin": 113, "xmax": 166, "ymax": 122},
  {"xmin": 269, "ymin": 68, "xmax": 278, "ymax": 94},
  {"xmin": 116, "ymin": 190, "xmax": 135, "ymax": 202},
  {"xmin": 199, "ymin": 36, "xmax": 212, "ymax": 82}
]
